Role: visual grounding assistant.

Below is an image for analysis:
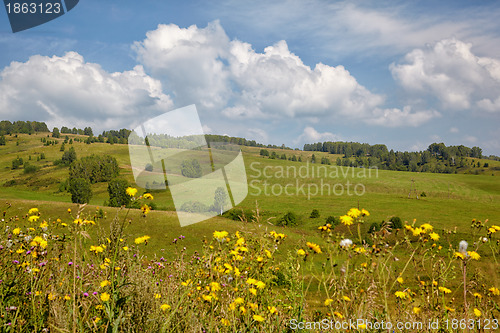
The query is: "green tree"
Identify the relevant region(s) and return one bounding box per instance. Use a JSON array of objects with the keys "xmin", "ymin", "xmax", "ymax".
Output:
[
  {"xmin": 0, "ymin": 135, "xmax": 5, "ymax": 145},
  {"xmin": 69, "ymin": 178, "xmax": 92, "ymax": 204},
  {"xmin": 181, "ymin": 159, "xmax": 202, "ymax": 178},
  {"xmin": 107, "ymin": 178, "xmax": 131, "ymax": 207},
  {"xmin": 213, "ymin": 187, "xmax": 228, "ymax": 215},
  {"xmin": 52, "ymin": 127, "xmax": 60, "ymax": 138}
]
